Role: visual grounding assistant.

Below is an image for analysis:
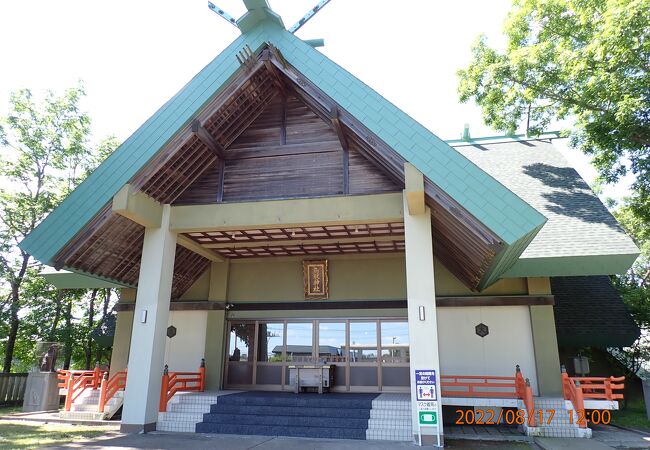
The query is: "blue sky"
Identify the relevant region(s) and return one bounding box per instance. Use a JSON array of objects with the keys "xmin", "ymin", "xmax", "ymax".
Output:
[{"xmin": 0, "ymin": 0, "xmax": 632, "ymax": 200}]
